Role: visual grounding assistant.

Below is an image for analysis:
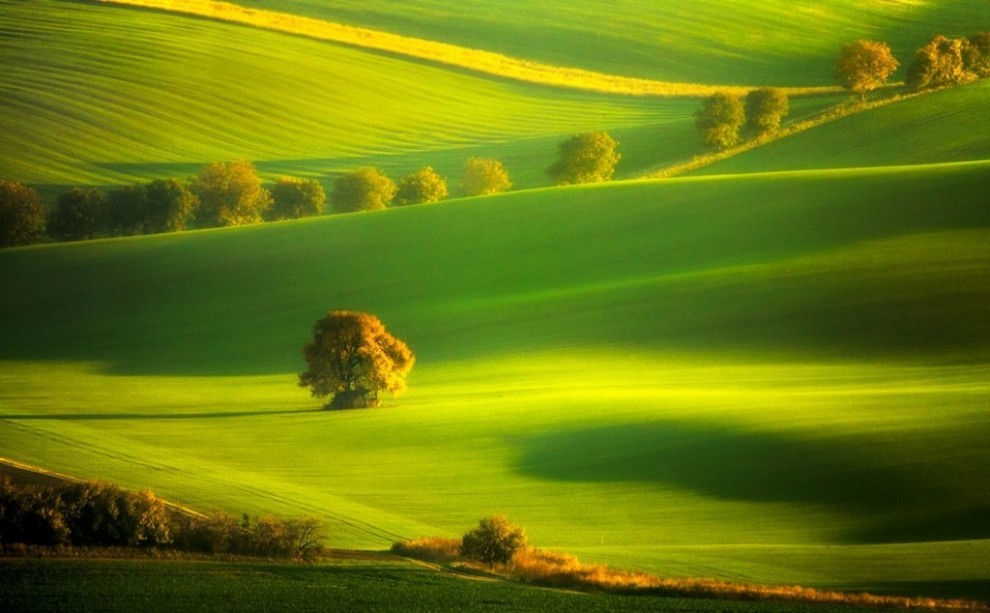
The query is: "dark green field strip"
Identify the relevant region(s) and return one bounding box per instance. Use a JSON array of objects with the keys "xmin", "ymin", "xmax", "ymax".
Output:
[{"xmin": 0, "ymin": 558, "xmax": 895, "ymax": 612}]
